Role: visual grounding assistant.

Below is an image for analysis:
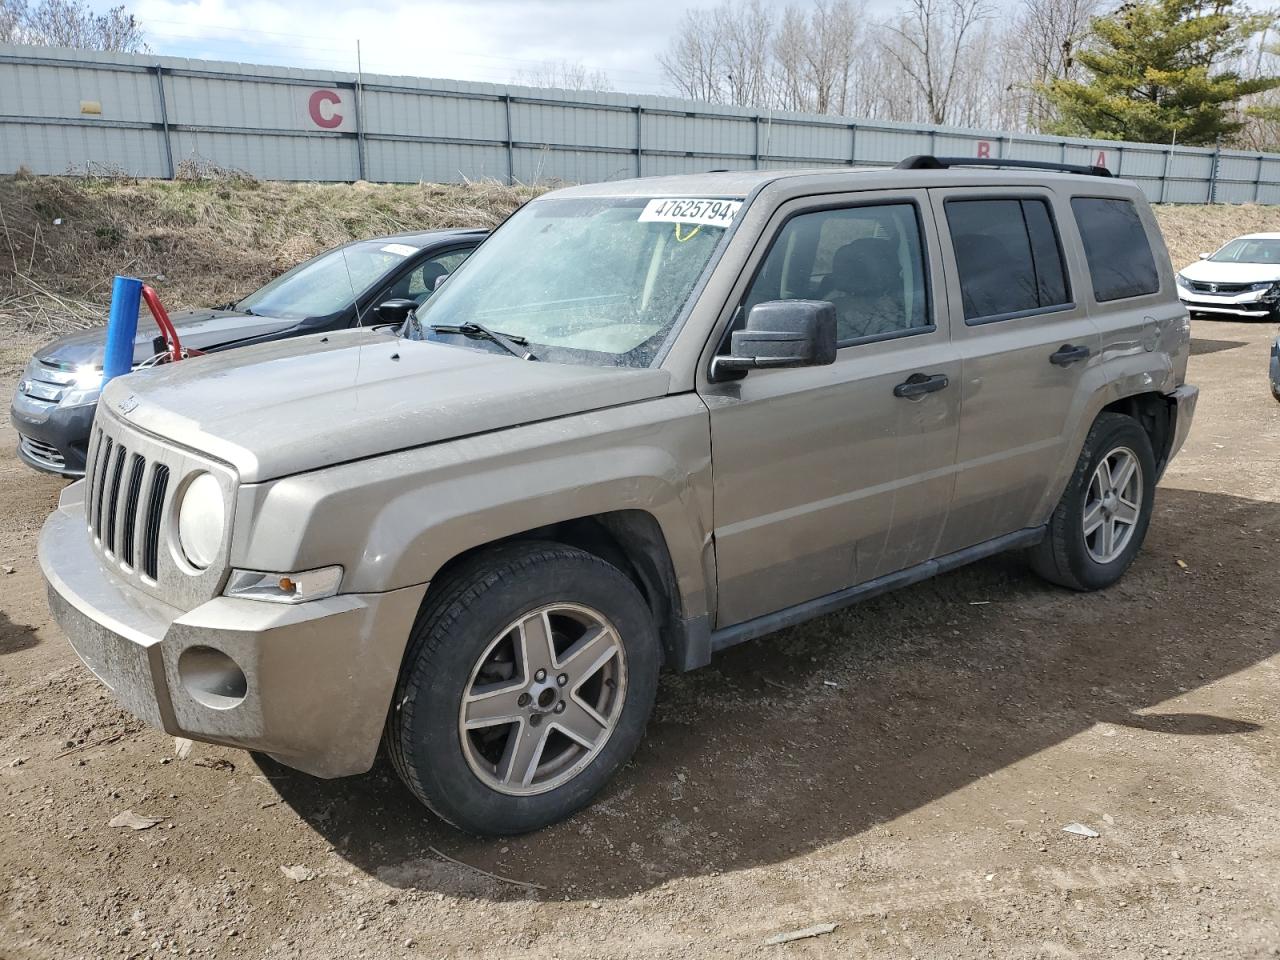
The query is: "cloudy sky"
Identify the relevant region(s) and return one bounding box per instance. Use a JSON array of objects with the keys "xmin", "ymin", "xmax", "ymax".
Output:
[{"xmin": 122, "ymin": 0, "xmax": 882, "ymax": 94}]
